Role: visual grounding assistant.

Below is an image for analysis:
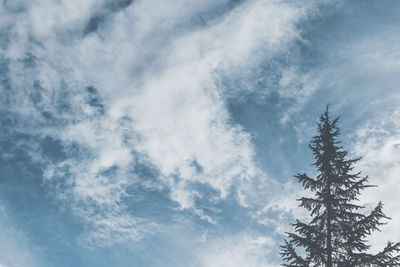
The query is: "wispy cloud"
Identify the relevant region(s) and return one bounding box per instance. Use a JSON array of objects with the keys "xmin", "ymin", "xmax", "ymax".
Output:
[
  {"xmin": 197, "ymin": 231, "xmax": 277, "ymax": 267},
  {"xmin": 350, "ymin": 110, "xmax": 400, "ymax": 252},
  {"xmin": 1, "ymin": 0, "xmax": 326, "ymax": 246}
]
